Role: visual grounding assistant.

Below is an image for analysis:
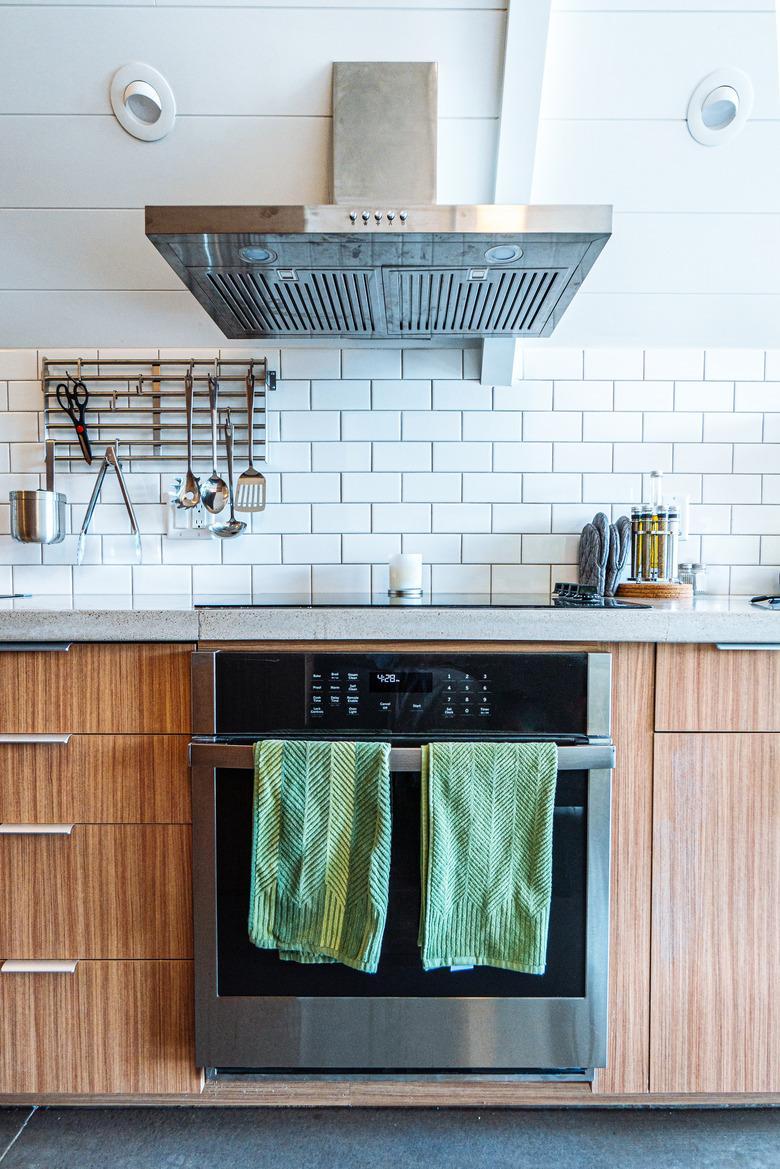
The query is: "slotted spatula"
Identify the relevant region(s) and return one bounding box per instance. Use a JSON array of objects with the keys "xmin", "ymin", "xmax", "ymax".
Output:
[{"xmin": 234, "ymin": 364, "xmax": 267, "ymax": 513}]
